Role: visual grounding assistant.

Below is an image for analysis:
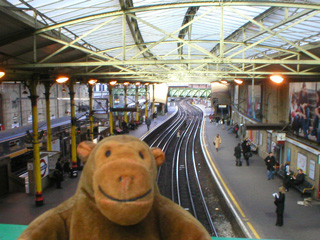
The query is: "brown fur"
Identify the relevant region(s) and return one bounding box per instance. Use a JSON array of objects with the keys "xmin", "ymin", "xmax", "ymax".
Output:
[{"xmin": 18, "ymin": 135, "xmax": 211, "ymax": 240}]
